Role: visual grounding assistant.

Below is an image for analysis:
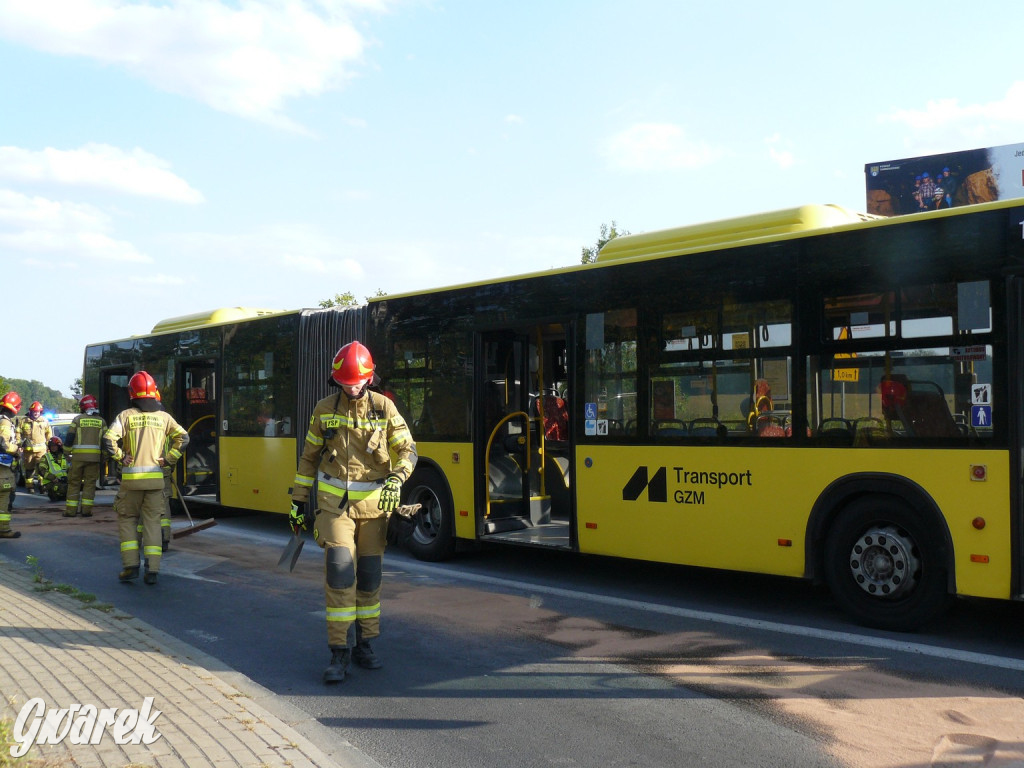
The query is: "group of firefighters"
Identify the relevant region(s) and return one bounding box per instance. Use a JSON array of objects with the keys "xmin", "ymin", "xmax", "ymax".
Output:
[
  {"xmin": 0, "ymin": 340, "xmax": 417, "ymax": 684},
  {"xmin": 0, "ymin": 398, "xmax": 66, "ymax": 502},
  {"xmin": 0, "ymin": 383, "xmax": 181, "ymax": 554}
]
